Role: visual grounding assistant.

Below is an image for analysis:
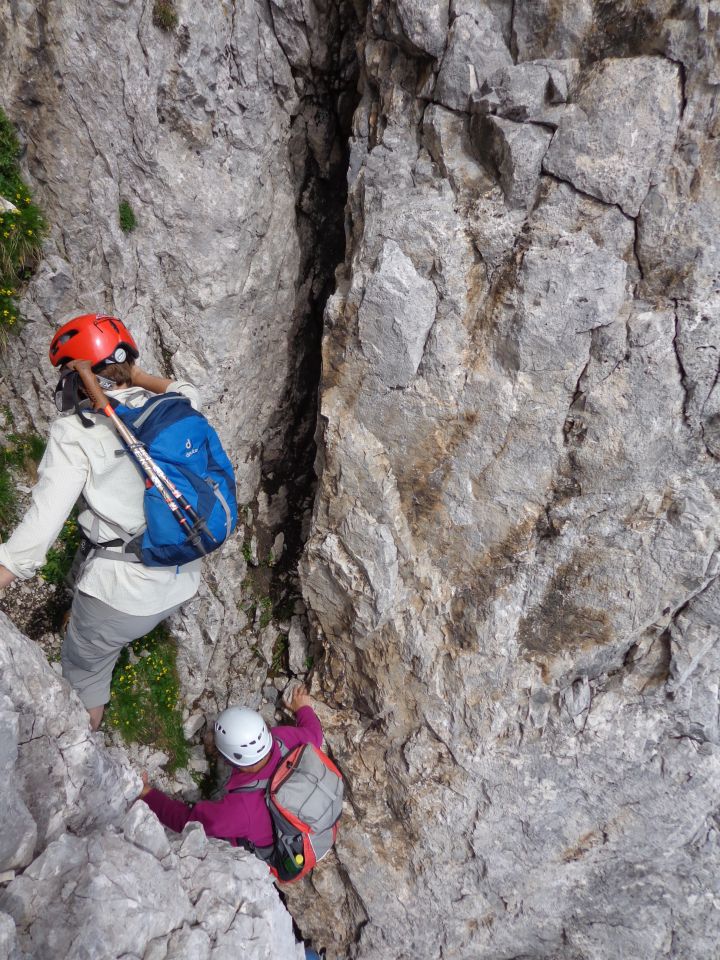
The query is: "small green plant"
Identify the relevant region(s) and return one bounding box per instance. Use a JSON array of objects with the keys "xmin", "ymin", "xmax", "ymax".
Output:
[
  {"xmin": 2, "ymin": 431, "xmax": 45, "ymax": 468},
  {"xmin": 0, "ymin": 109, "xmax": 47, "ymax": 346},
  {"xmin": 39, "ymin": 512, "xmax": 81, "ymax": 585},
  {"xmin": 0, "ymin": 431, "xmax": 45, "ymax": 539},
  {"xmin": 152, "ymin": 0, "xmax": 178, "ymax": 31},
  {"xmin": 271, "ymin": 634, "xmax": 288, "ymax": 674},
  {"xmin": 258, "ymin": 595, "xmax": 273, "ymax": 628},
  {"xmin": 105, "ymin": 625, "xmax": 189, "ymax": 772},
  {"xmin": 242, "ymin": 540, "xmax": 254, "ymax": 564},
  {"xmin": 273, "ymin": 593, "xmax": 299, "ymax": 622},
  {"xmin": 193, "ymin": 754, "xmax": 222, "ymax": 800},
  {"xmin": 118, "ymin": 199, "xmax": 136, "ymax": 233},
  {"xmin": 0, "ymin": 461, "xmax": 15, "ymax": 540}
]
